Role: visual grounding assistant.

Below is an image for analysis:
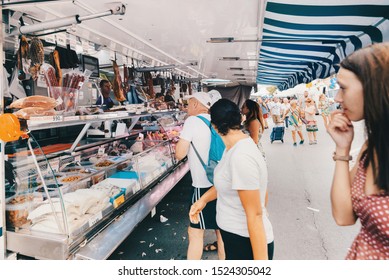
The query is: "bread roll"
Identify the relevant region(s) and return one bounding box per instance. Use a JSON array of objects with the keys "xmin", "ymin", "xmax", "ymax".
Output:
[{"xmin": 10, "ymin": 96, "xmax": 57, "ymax": 109}]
